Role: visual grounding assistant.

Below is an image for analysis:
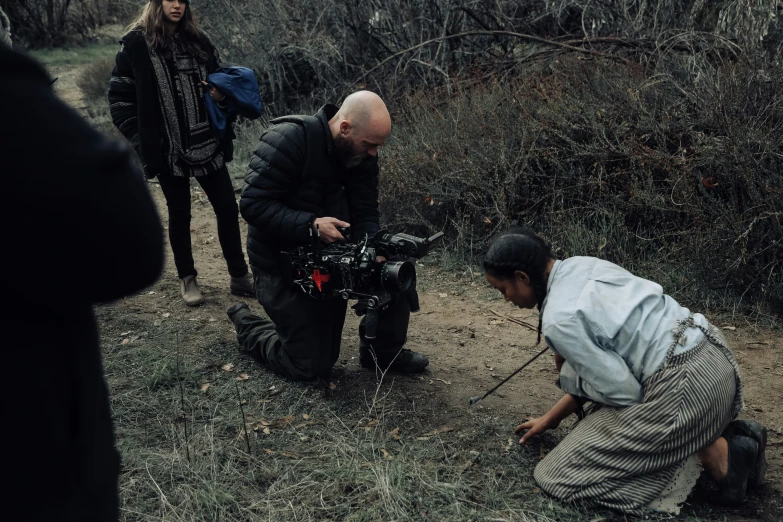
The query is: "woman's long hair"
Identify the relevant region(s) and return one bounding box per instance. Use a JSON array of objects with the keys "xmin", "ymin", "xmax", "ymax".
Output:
[{"xmin": 128, "ymin": 0, "xmax": 209, "ymax": 61}]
